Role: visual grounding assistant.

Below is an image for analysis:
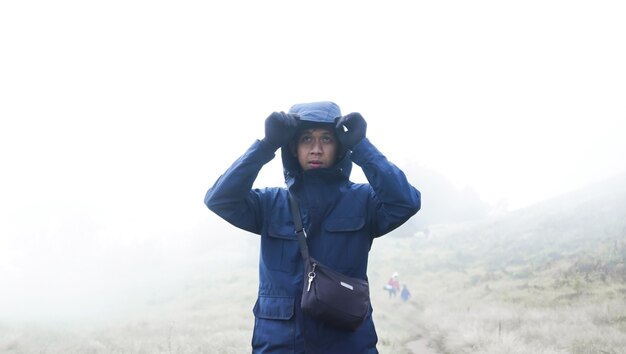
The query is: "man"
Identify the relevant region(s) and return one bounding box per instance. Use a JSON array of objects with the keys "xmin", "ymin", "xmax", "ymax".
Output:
[{"xmin": 204, "ymin": 101, "xmax": 420, "ymax": 353}]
